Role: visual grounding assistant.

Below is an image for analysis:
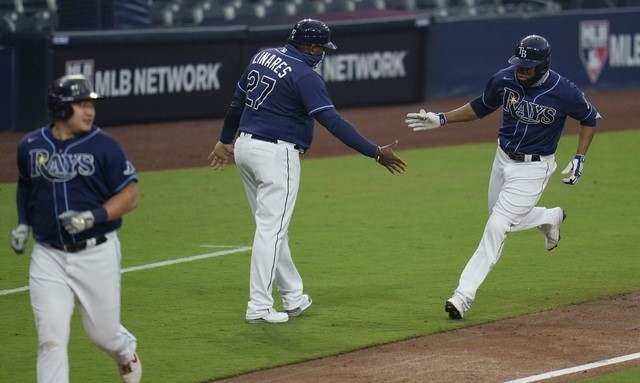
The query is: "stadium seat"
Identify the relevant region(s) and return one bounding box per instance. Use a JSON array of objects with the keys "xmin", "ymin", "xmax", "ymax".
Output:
[
  {"xmin": 355, "ymin": 0, "xmax": 387, "ymax": 10},
  {"xmin": 260, "ymin": 0, "xmax": 297, "ymax": 18},
  {"xmin": 292, "ymin": 0, "xmax": 327, "ymax": 15},
  {"xmin": 228, "ymin": 1, "xmax": 268, "ymax": 22},
  {"xmin": 149, "ymin": 0, "xmax": 199, "ymax": 26},
  {"xmin": 192, "ymin": 0, "xmax": 235, "ymax": 25},
  {"xmin": 166, "ymin": 1, "xmax": 200, "ymax": 25},
  {"xmin": 33, "ymin": 6, "xmax": 57, "ymax": 30},
  {"xmin": 0, "ymin": 0, "xmax": 57, "ymax": 32},
  {"xmin": 0, "ymin": 9, "xmax": 37, "ymax": 32},
  {"xmin": 318, "ymin": 0, "xmax": 358, "ymax": 12},
  {"xmin": 385, "ymin": 0, "xmax": 417, "ymax": 10}
]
